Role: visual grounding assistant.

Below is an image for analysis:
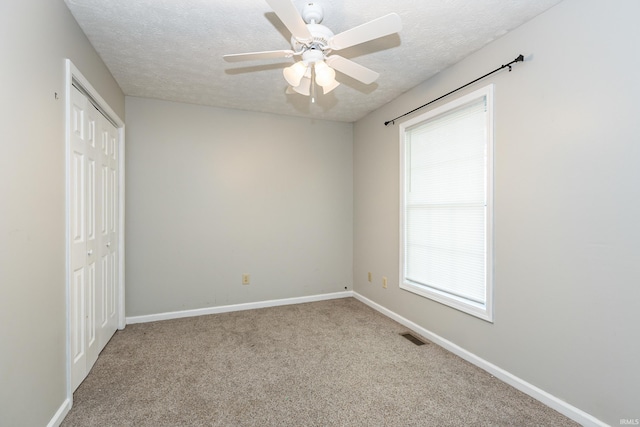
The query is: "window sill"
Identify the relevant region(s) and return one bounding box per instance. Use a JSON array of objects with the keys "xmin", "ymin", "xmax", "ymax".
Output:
[{"xmin": 400, "ymin": 280, "xmax": 493, "ymax": 322}]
